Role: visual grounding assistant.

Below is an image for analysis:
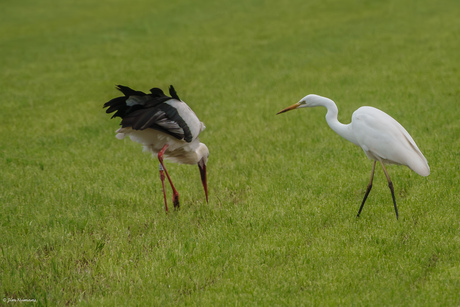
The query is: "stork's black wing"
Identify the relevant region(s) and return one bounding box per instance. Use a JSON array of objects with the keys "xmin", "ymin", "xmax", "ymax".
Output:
[{"xmin": 103, "ymin": 85, "xmax": 193, "ymax": 142}]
